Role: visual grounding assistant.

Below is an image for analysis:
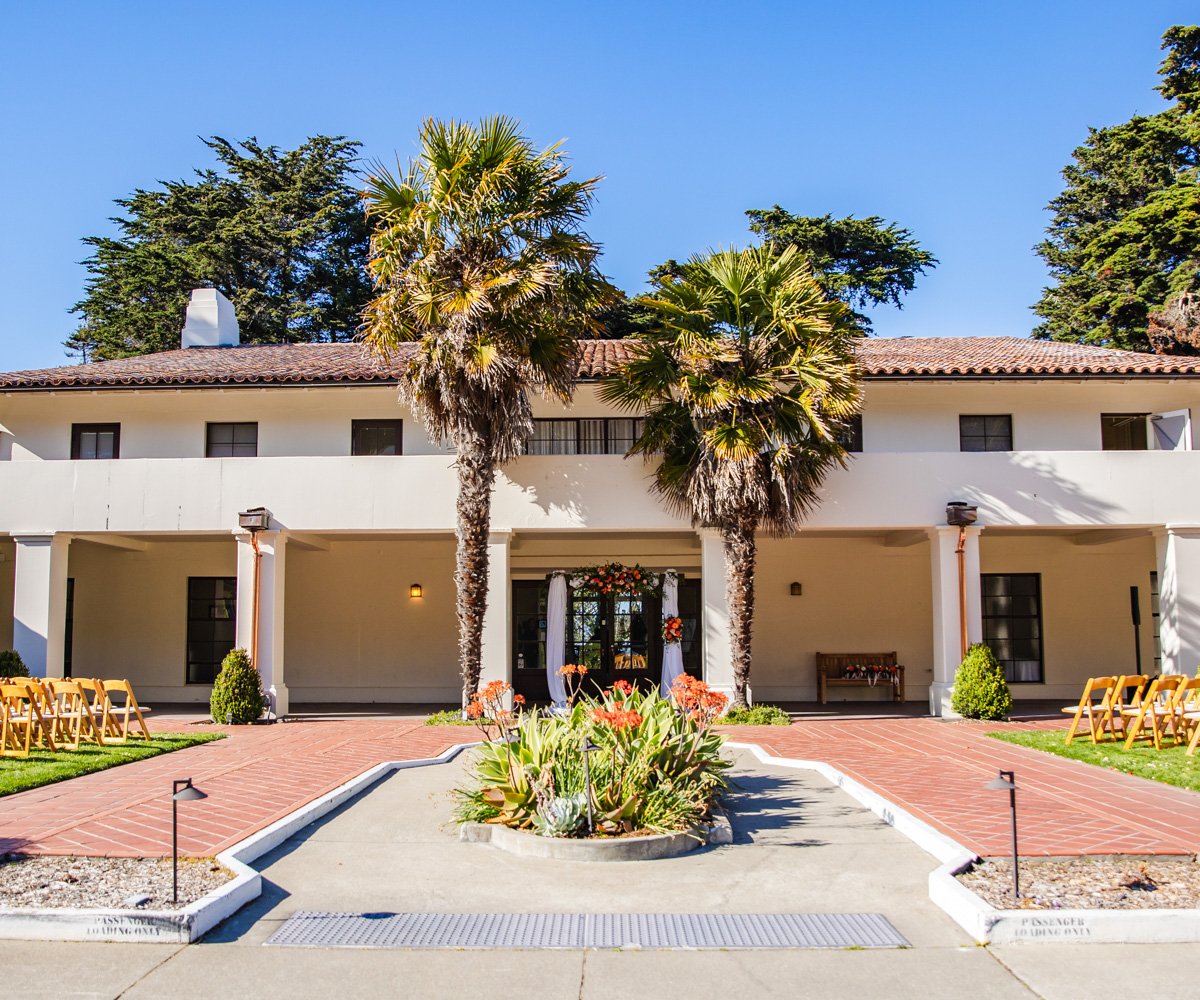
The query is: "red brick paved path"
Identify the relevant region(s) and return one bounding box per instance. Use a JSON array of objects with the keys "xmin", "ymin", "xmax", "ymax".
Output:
[{"xmin": 1, "ymin": 714, "xmax": 1198, "ymax": 859}]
